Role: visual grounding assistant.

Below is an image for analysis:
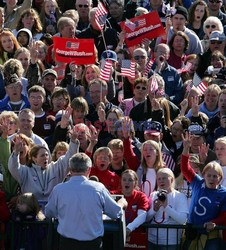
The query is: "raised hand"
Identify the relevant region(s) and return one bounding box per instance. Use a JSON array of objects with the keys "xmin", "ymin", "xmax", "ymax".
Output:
[
  {"xmin": 199, "ymin": 143, "xmax": 209, "ymax": 164},
  {"xmin": 69, "ymin": 62, "xmax": 77, "ymax": 78},
  {"xmin": 122, "ymin": 116, "xmax": 132, "ymax": 140},
  {"xmin": 88, "ymin": 125, "xmax": 99, "ymax": 146},
  {"xmin": 180, "ymin": 99, "xmax": 188, "ymax": 116},
  {"xmin": 60, "ymin": 107, "xmax": 73, "ymax": 129},
  {"xmin": 13, "ymin": 135, "xmax": 24, "ymax": 155},
  {"xmin": 182, "ymin": 132, "xmax": 192, "ymax": 155},
  {"xmin": 191, "ymin": 96, "xmax": 200, "ymax": 117},
  {"xmin": 29, "ymin": 41, "xmax": 39, "ymax": 64}
]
